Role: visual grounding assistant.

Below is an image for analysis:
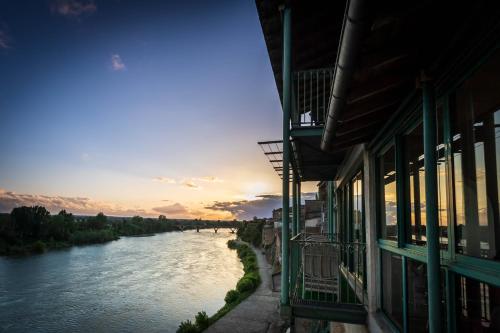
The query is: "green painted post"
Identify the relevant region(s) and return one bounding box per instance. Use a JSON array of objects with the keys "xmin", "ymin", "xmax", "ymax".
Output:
[
  {"xmin": 328, "ymin": 181, "xmax": 334, "ymax": 240},
  {"xmin": 292, "ymin": 176, "xmax": 298, "ymax": 236},
  {"xmin": 423, "ymin": 80, "xmax": 442, "ymax": 333},
  {"xmin": 297, "ymin": 181, "xmax": 301, "ymax": 233},
  {"xmin": 280, "ymin": 4, "xmax": 292, "ymax": 307}
]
